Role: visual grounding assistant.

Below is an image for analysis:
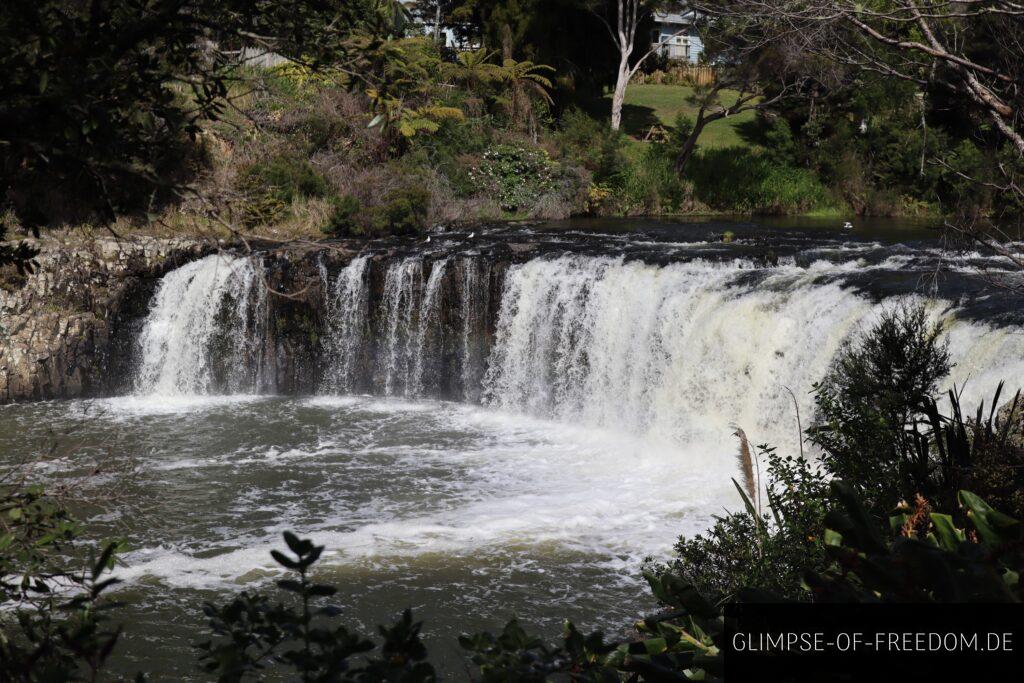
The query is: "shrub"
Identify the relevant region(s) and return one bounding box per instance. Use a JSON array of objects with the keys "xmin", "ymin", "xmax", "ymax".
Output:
[
  {"xmin": 241, "ymin": 153, "xmax": 330, "ymax": 204},
  {"xmin": 664, "ymin": 446, "xmax": 830, "ymax": 600},
  {"xmin": 367, "ymin": 186, "xmax": 431, "ymax": 236},
  {"xmin": 811, "ymin": 302, "xmax": 951, "ymax": 514},
  {"xmin": 686, "ymin": 147, "xmax": 833, "ymax": 214},
  {"xmin": 967, "ymin": 393, "xmax": 1024, "ymax": 518},
  {"xmin": 323, "ymin": 195, "xmax": 362, "ymax": 235},
  {"xmin": 470, "ymin": 144, "xmax": 558, "ymax": 212},
  {"xmin": 237, "ymin": 153, "xmax": 330, "ymax": 228},
  {"xmin": 554, "ymin": 108, "xmax": 627, "ymax": 182},
  {"xmin": 809, "ymin": 481, "xmax": 1024, "ymax": 603},
  {"xmin": 615, "ymin": 145, "xmax": 689, "ymax": 214},
  {"xmin": 197, "ymin": 532, "xmax": 436, "ymax": 682}
]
